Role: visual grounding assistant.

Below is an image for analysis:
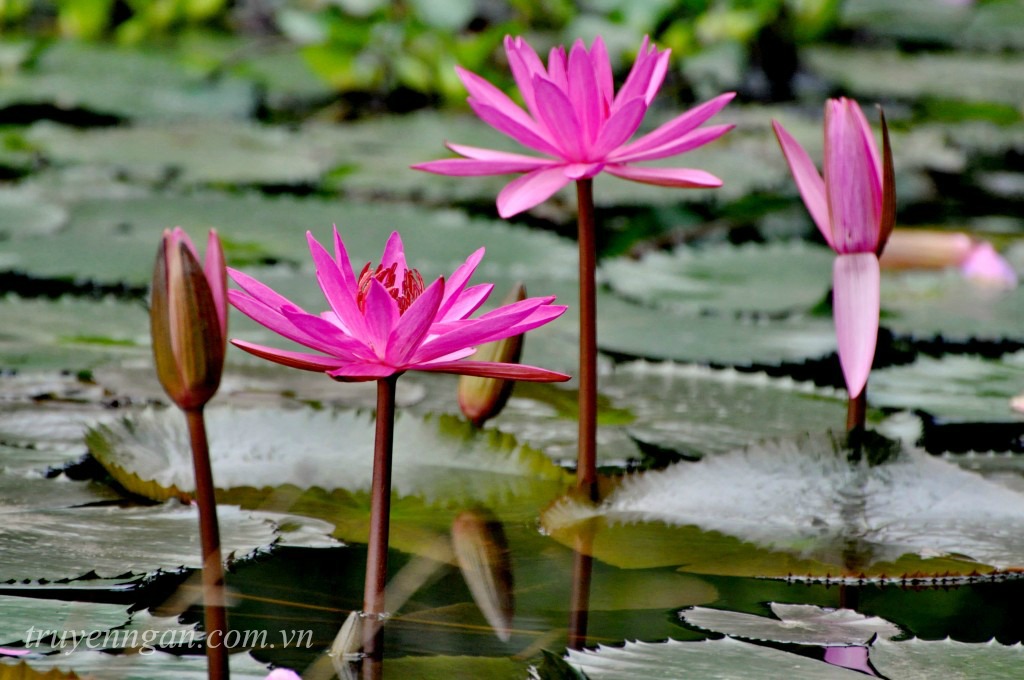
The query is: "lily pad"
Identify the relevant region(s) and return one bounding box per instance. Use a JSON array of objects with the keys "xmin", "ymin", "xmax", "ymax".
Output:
[
  {"xmin": 87, "ymin": 406, "xmax": 571, "ymax": 504},
  {"xmin": 681, "ymin": 603, "xmax": 901, "ymax": 645},
  {"xmin": 0, "ymin": 41, "xmax": 254, "ymax": 122},
  {"xmin": 870, "ymin": 353, "xmax": 1024, "ymax": 423},
  {"xmin": 0, "ymin": 595, "xmax": 127, "ymax": 647},
  {"xmin": 17, "ymin": 650, "xmax": 275, "ymax": 679},
  {"xmin": 542, "ymin": 433, "xmax": 1024, "ymax": 578},
  {"xmin": 0, "ymin": 501, "xmax": 337, "ymax": 581}
]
